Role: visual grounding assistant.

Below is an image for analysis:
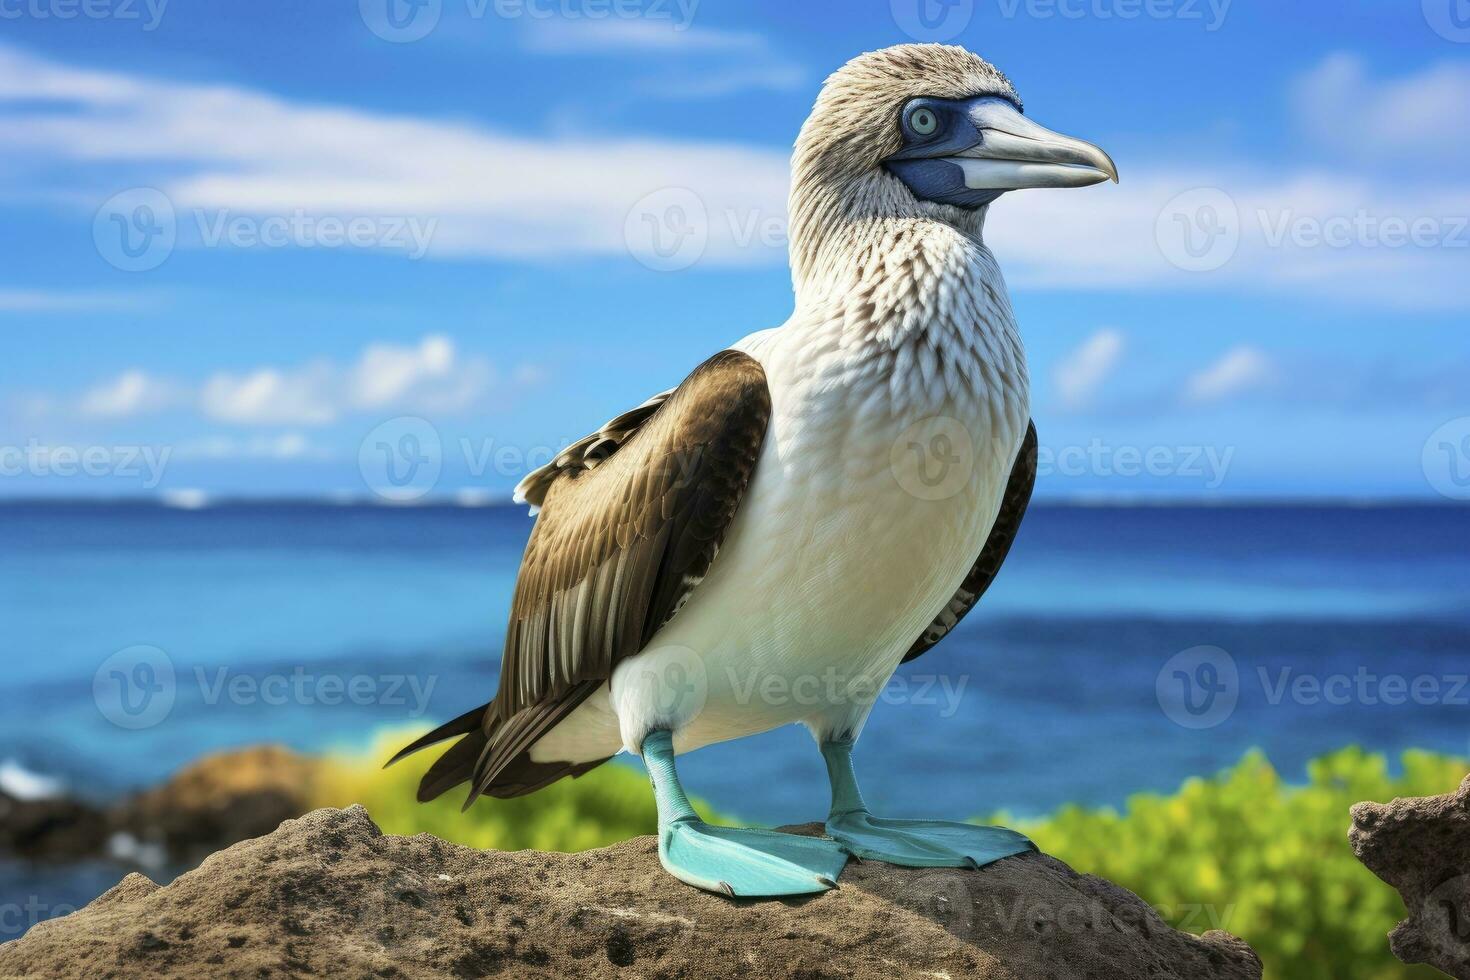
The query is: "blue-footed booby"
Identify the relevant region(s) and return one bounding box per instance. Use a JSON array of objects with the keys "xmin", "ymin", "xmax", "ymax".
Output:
[{"xmin": 390, "ymin": 43, "xmax": 1116, "ymax": 898}]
